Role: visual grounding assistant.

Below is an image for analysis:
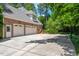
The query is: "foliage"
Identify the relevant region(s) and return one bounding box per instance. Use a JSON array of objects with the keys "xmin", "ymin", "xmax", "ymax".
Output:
[
  {"xmin": 45, "ymin": 18, "xmax": 61, "ymax": 33},
  {"xmin": 70, "ymin": 34, "xmax": 79, "ymax": 55},
  {"xmin": 46, "ymin": 3, "xmax": 79, "ymax": 34},
  {"xmin": 45, "ymin": 4, "xmax": 79, "ymax": 55},
  {"xmin": 0, "ymin": 4, "xmax": 3, "ymax": 39},
  {"xmin": 9, "ymin": 3, "xmax": 34, "ymax": 10},
  {"xmin": 9, "ymin": 3, "xmax": 21, "ymax": 8},
  {"xmin": 37, "ymin": 4, "xmax": 47, "ymax": 15},
  {"xmin": 37, "ymin": 3, "xmax": 51, "ymax": 18},
  {"xmin": 38, "ymin": 16, "xmax": 46, "ymax": 28},
  {"xmin": 37, "ymin": 4, "xmax": 51, "ymax": 29},
  {"xmin": 22, "ymin": 3, "xmax": 34, "ymax": 10}
]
